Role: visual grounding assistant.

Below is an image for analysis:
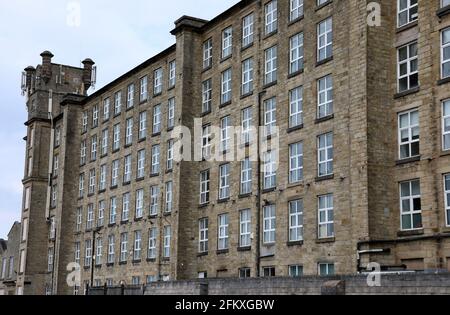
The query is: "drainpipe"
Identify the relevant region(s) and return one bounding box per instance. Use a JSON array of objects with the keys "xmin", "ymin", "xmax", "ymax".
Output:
[{"xmin": 256, "ymin": 91, "xmax": 266, "ymax": 277}]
